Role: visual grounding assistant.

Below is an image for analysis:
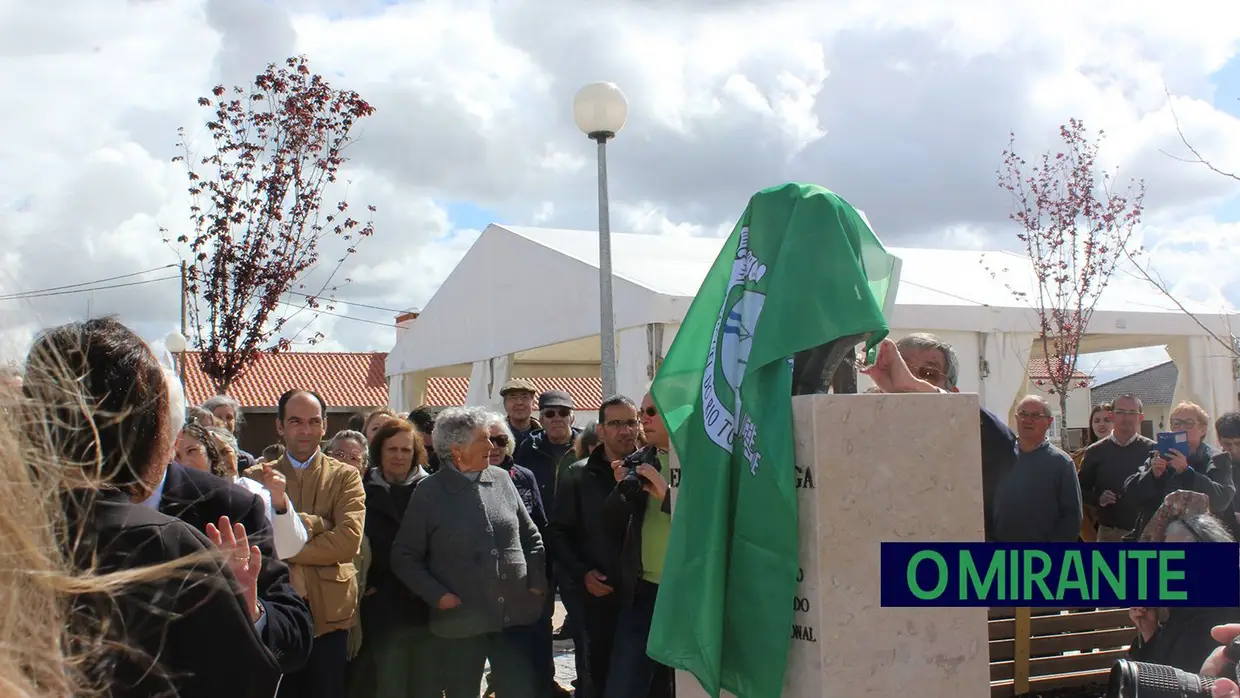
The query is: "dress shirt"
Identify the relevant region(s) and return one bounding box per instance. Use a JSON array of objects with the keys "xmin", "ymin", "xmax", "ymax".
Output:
[{"xmin": 286, "ymin": 450, "xmax": 319, "ymax": 470}]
